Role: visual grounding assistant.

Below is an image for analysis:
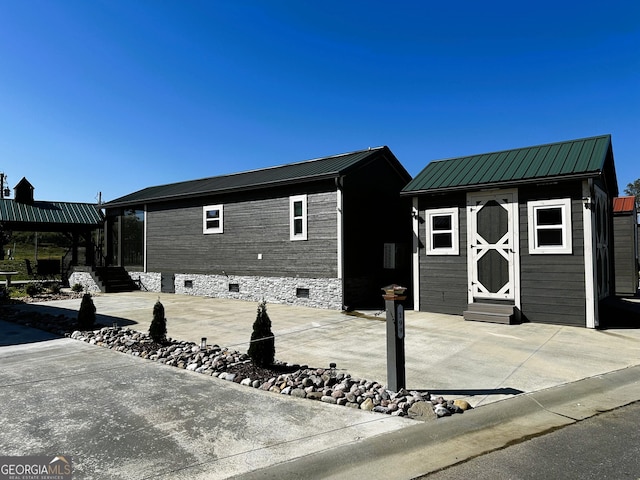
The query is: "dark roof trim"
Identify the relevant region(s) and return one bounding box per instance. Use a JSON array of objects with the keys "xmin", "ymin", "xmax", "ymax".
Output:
[
  {"xmin": 104, "ymin": 146, "xmax": 409, "ymax": 208},
  {"xmin": 400, "ymin": 171, "xmax": 603, "ymax": 196},
  {"xmin": 106, "ymin": 173, "xmax": 341, "ymax": 207}
]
